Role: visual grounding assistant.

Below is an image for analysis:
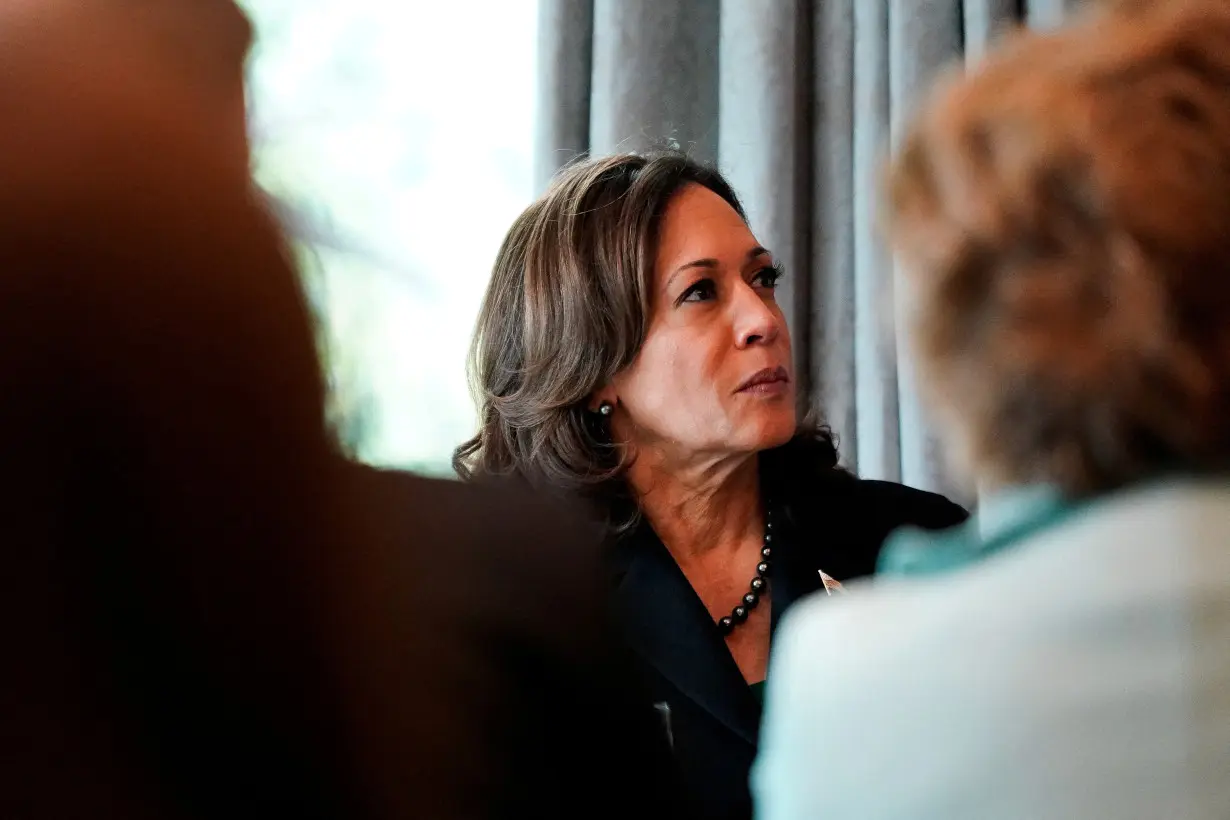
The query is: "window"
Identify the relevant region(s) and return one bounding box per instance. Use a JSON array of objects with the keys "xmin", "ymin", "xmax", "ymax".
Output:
[{"xmin": 240, "ymin": 0, "xmax": 539, "ymax": 475}]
